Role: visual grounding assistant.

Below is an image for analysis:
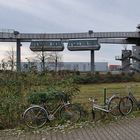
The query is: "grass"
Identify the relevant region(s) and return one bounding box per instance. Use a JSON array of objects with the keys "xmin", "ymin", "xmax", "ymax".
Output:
[
  {"xmin": 74, "ymin": 82, "xmax": 140, "ymax": 104},
  {"xmin": 72, "ymin": 82, "xmax": 140, "ymax": 121}
]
